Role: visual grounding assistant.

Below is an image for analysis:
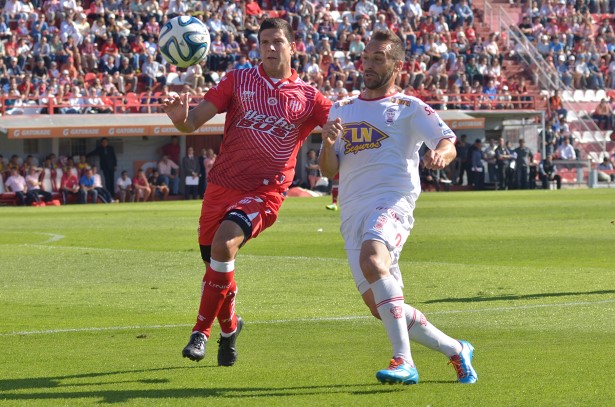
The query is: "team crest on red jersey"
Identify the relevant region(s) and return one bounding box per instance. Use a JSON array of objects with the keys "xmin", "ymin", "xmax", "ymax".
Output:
[{"xmin": 288, "ymin": 99, "xmax": 304, "ymax": 113}]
